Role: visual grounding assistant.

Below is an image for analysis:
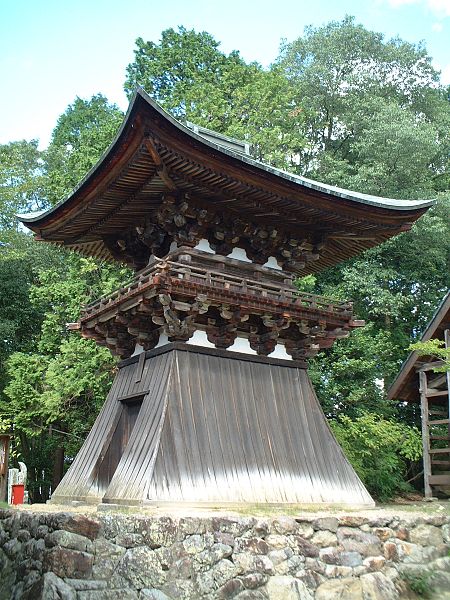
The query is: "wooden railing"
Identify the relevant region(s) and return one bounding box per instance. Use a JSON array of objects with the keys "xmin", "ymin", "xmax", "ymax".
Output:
[{"xmin": 81, "ymin": 258, "xmax": 352, "ymax": 320}]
